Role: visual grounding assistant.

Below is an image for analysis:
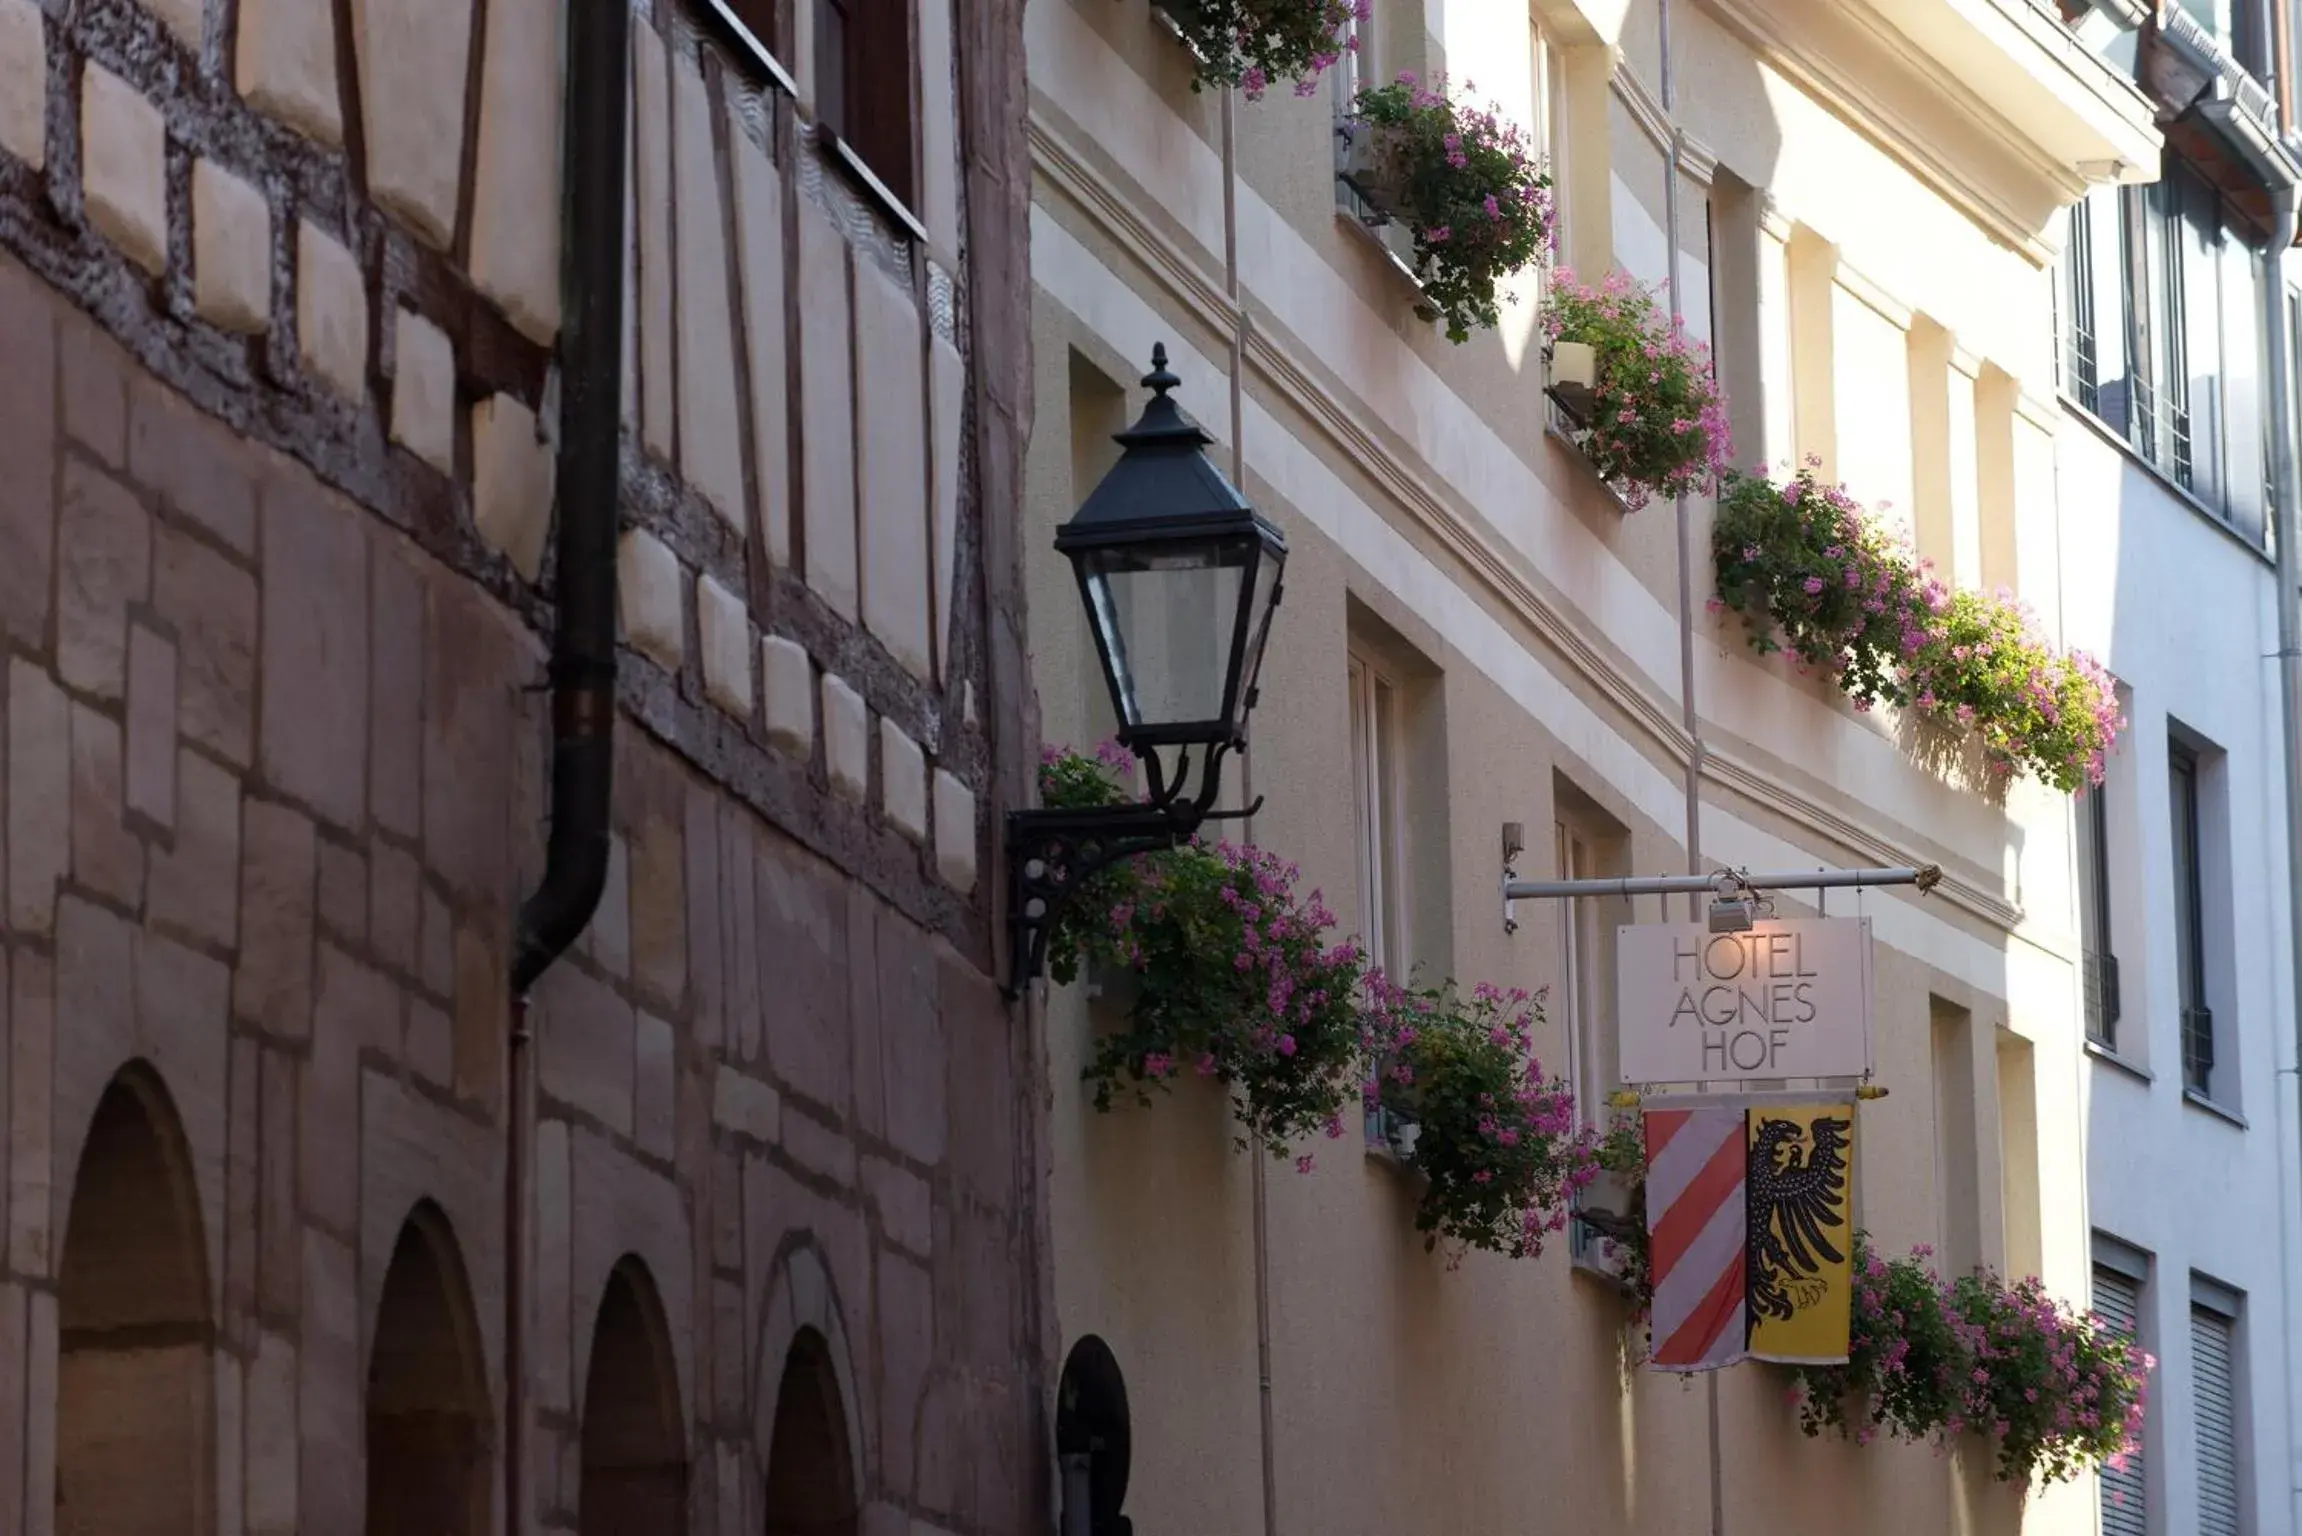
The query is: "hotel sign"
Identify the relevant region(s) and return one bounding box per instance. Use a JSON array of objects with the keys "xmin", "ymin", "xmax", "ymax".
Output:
[{"xmin": 1616, "ymin": 918, "xmax": 1874, "ymax": 1086}]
